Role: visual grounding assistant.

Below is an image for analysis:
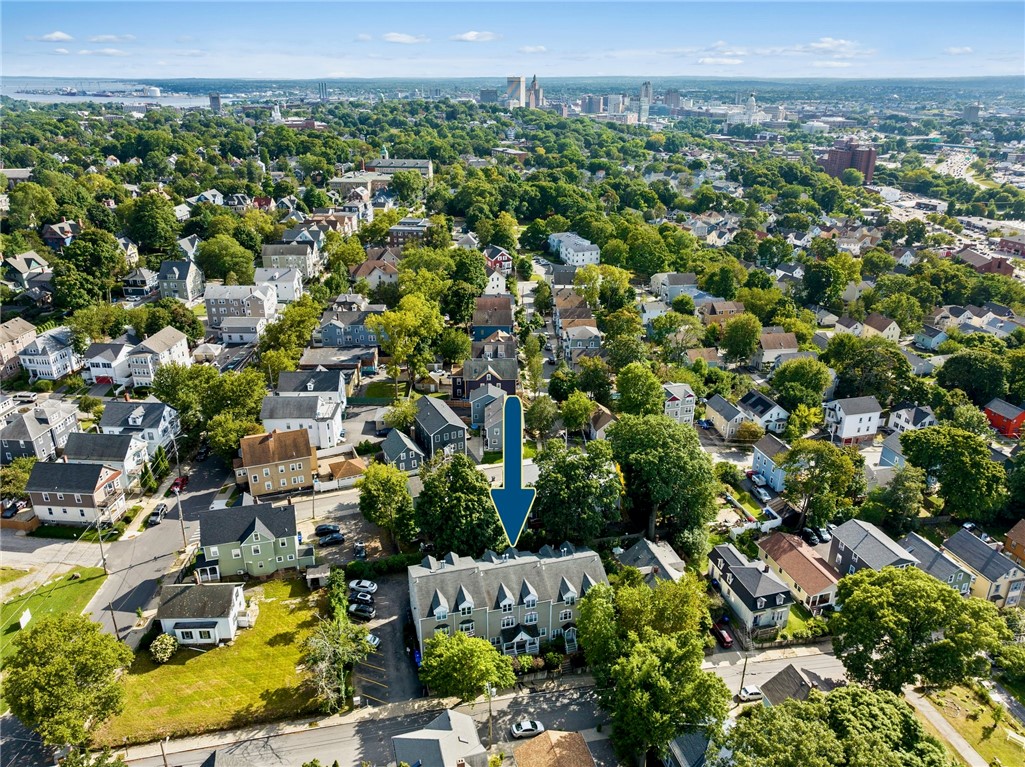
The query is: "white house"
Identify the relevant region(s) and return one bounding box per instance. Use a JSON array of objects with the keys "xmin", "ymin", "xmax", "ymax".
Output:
[
  {"xmin": 483, "ymin": 267, "xmax": 507, "ymax": 296},
  {"xmin": 127, "ymin": 327, "xmax": 192, "ymax": 387},
  {"xmin": 662, "ymin": 383, "xmax": 696, "ymax": 426},
  {"xmin": 887, "ymin": 404, "xmax": 937, "ymax": 434},
  {"xmin": 18, "ymin": 326, "xmax": 84, "ymax": 382},
  {"xmin": 861, "ymin": 312, "xmax": 901, "ymax": 342},
  {"xmin": 255, "ymin": 267, "xmax": 304, "ymax": 304},
  {"xmin": 220, "ymin": 316, "xmax": 269, "ymax": 345},
  {"xmin": 61, "ymin": 432, "xmax": 149, "ymax": 488},
  {"xmin": 99, "ymin": 399, "xmax": 181, "ymax": 457},
  {"xmin": 752, "ymin": 433, "xmax": 788, "ymax": 492},
  {"xmin": 738, "ymin": 390, "xmax": 789, "ymax": 434},
  {"xmin": 260, "ymin": 395, "xmax": 345, "ymax": 449},
  {"xmin": 83, "ymin": 341, "xmax": 133, "ymax": 386},
  {"xmin": 824, "ymin": 396, "xmax": 882, "ymax": 446},
  {"xmin": 547, "ymin": 232, "xmax": 600, "ymax": 266},
  {"xmin": 156, "ymin": 583, "xmax": 248, "ymax": 645}
]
